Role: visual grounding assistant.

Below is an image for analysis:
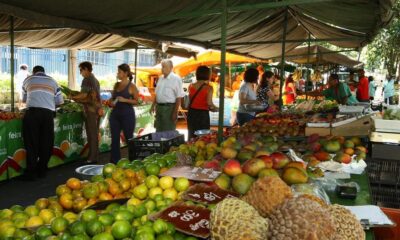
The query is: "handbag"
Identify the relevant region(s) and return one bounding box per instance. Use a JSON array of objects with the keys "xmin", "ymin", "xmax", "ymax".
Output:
[{"xmin": 182, "ymin": 83, "xmax": 206, "ymax": 110}]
